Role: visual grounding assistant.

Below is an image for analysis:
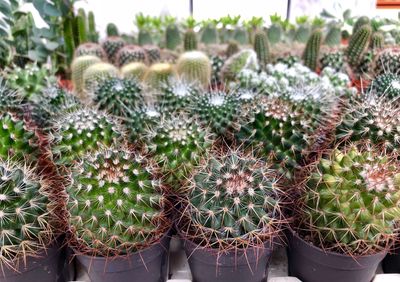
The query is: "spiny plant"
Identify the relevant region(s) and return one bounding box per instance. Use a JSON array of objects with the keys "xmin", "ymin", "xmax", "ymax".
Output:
[
  {"xmin": 335, "ymin": 94, "xmax": 400, "ymax": 154},
  {"xmin": 82, "ymin": 62, "xmax": 119, "ymax": 95},
  {"xmin": 144, "ymin": 63, "xmax": 176, "ymax": 90},
  {"xmin": 71, "ymin": 55, "xmax": 102, "ymax": 96},
  {"xmin": 226, "ymin": 40, "xmax": 240, "ymax": 58},
  {"xmin": 166, "ymin": 23, "xmax": 181, "ymax": 50},
  {"xmin": 50, "ymin": 108, "xmax": 124, "ymax": 166},
  {"xmin": 92, "ymin": 77, "xmax": 144, "ymax": 117},
  {"xmin": 158, "ymin": 79, "xmax": 198, "ymax": 113},
  {"xmin": 302, "ymin": 29, "xmax": 322, "ymax": 72},
  {"xmin": 0, "ymin": 160, "xmax": 54, "ymax": 268},
  {"xmin": 294, "ymin": 23, "xmax": 311, "ymax": 43},
  {"xmin": 135, "ymin": 13, "xmax": 153, "ymax": 46},
  {"xmin": 116, "ymin": 45, "xmax": 148, "ymax": 67},
  {"xmin": 67, "ymin": 148, "xmax": 170, "ymax": 256},
  {"xmin": 320, "ymin": 51, "xmax": 345, "ymax": 72},
  {"xmin": 324, "ymin": 24, "xmax": 341, "ymax": 47},
  {"xmin": 221, "ymin": 49, "xmax": 258, "ymax": 82},
  {"xmin": 276, "ymin": 55, "xmax": 300, "ymax": 67},
  {"xmin": 144, "ymin": 114, "xmax": 212, "ymax": 188},
  {"xmin": 267, "ymin": 15, "xmax": 283, "ymax": 45},
  {"xmin": 106, "ymin": 23, "xmax": 119, "ymax": 37},
  {"xmin": 299, "ymin": 143, "xmax": 400, "ymax": 255},
  {"xmin": 123, "ymin": 105, "xmax": 161, "ymax": 143},
  {"xmin": 176, "ymin": 51, "xmax": 211, "ymax": 88},
  {"xmin": 210, "ymin": 55, "xmax": 225, "ymax": 84},
  {"xmin": 369, "ymin": 73, "xmax": 400, "ymax": 99},
  {"xmin": 181, "ymin": 149, "xmax": 283, "ymax": 250},
  {"xmin": 184, "ymin": 29, "xmax": 198, "ymax": 51},
  {"xmin": 143, "ymin": 45, "xmax": 161, "ymax": 64},
  {"xmin": 352, "ymin": 16, "xmax": 370, "ymax": 34},
  {"xmin": 253, "ymin": 30, "xmax": 270, "ymax": 69},
  {"xmin": 74, "ymin": 43, "xmax": 106, "ymax": 60},
  {"xmin": 101, "ymin": 36, "xmax": 126, "ymax": 64},
  {"xmin": 374, "ymin": 48, "xmax": 400, "ymax": 76},
  {"xmin": 201, "ymin": 22, "xmax": 218, "ymax": 44},
  {"xmin": 121, "ymin": 62, "xmax": 148, "ymax": 81},
  {"xmin": 370, "ymin": 32, "xmax": 384, "ymax": 50},
  {"xmin": 346, "ymin": 24, "xmax": 372, "ymax": 68}
]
